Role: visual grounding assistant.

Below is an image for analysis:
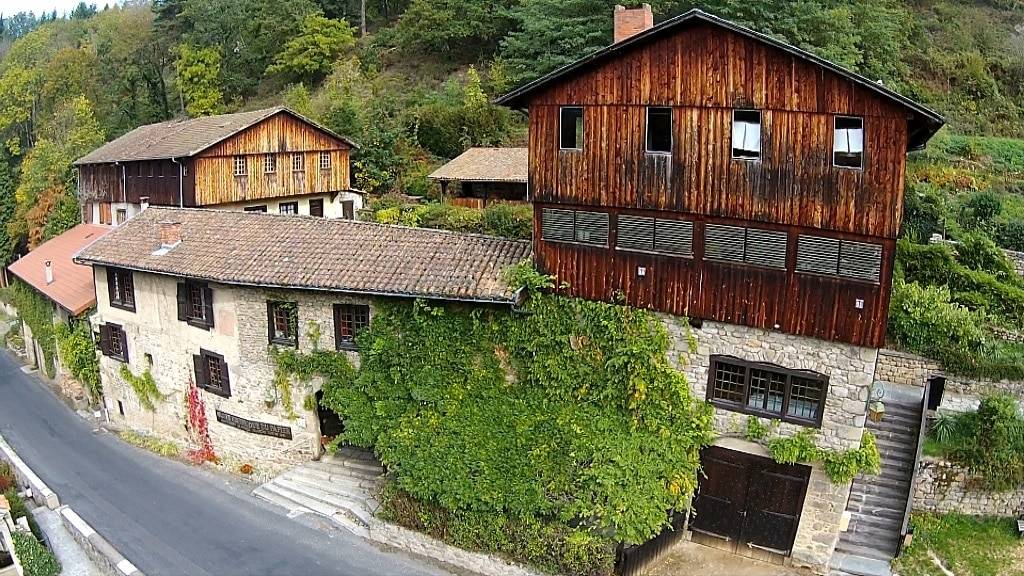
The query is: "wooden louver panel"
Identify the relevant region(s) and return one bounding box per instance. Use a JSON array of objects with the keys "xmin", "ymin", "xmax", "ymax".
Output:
[
  {"xmin": 574, "ymin": 211, "xmax": 609, "ymax": 246},
  {"xmin": 617, "ymin": 214, "xmax": 655, "ymax": 251},
  {"xmin": 541, "ymin": 208, "xmax": 575, "ymax": 242},
  {"xmin": 705, "ymin": 224, "xmax": 746, "ymax": 263},
  {"xmin": 745, "ymin": 229, "xmax": 788, "ymax": 269},
  {"xmin": 796, "ymin": 235, "xmax": 841, "ymax": 275},
  {"xmin": 839, "ymin": 241, "xmax": 882, "ymax": 283},
  {"xmin": 654, "ymin": 220, "xmax": 693, "ymax": 256}
]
